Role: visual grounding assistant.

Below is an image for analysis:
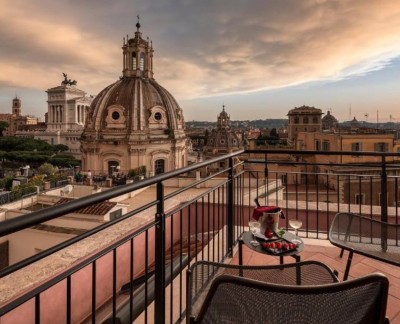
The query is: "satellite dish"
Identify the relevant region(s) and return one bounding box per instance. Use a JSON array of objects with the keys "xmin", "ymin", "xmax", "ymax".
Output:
[{"xmin": 62, "ymin": 185, "xmax": 73, "ymax": 194}]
